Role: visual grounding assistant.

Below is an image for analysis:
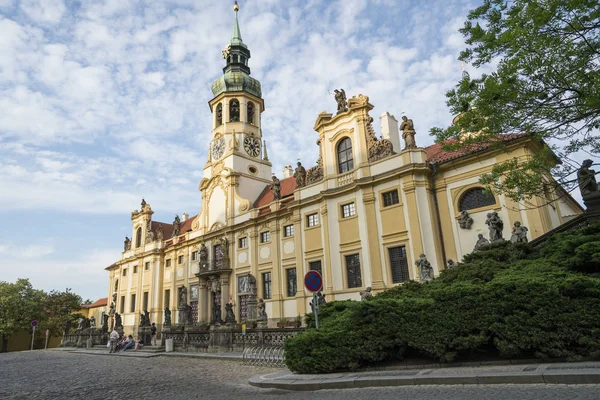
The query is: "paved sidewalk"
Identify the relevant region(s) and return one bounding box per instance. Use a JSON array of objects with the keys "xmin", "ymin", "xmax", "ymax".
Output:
[{"xmin": 249, "ymin": 361, "xmax": 600, "ymax": 391}]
